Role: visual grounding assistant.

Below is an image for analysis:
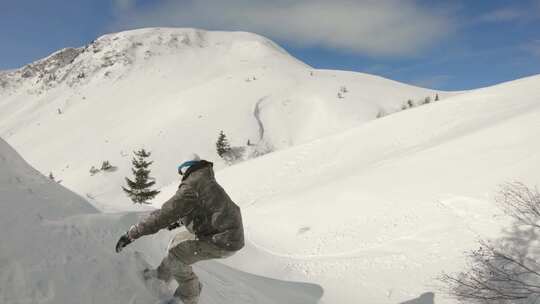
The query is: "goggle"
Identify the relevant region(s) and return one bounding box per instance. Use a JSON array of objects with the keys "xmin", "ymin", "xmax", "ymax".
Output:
[{"xmin": 177, "ymin": 161, "xmax": 198, "ymax": 175}]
